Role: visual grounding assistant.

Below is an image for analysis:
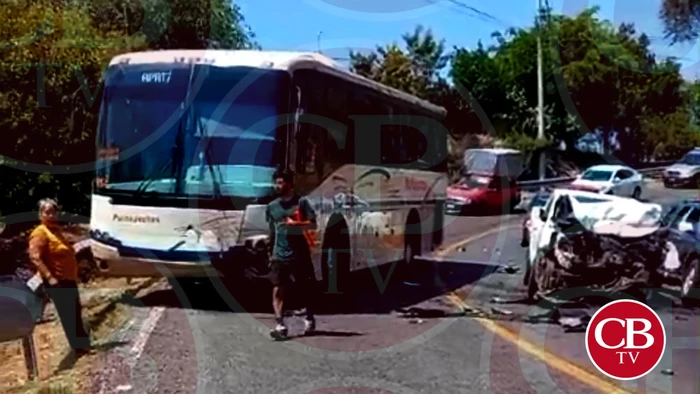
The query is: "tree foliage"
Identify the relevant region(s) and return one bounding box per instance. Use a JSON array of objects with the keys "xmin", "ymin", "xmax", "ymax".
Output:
[
  {"xmin": 642, "ymin": 110, "xmax": 700, "ymax": 160},
  {"xmin": 452, "ymin": 7, "xmax": 685, "ymax": 154},
  {"xmin": 349, "ymin": 26, "xmax": 449, "ymax": 99},
  {"xmin": 349, "ymin": 7, "xmax": 695, "ymax": 173},
  {"xmin": 88, "ymin": 0, "xmax": 259, "ymax": 50},
  {"xmin": 660, "ymin": 0, "xmax": 700, "ymax": 43}
]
